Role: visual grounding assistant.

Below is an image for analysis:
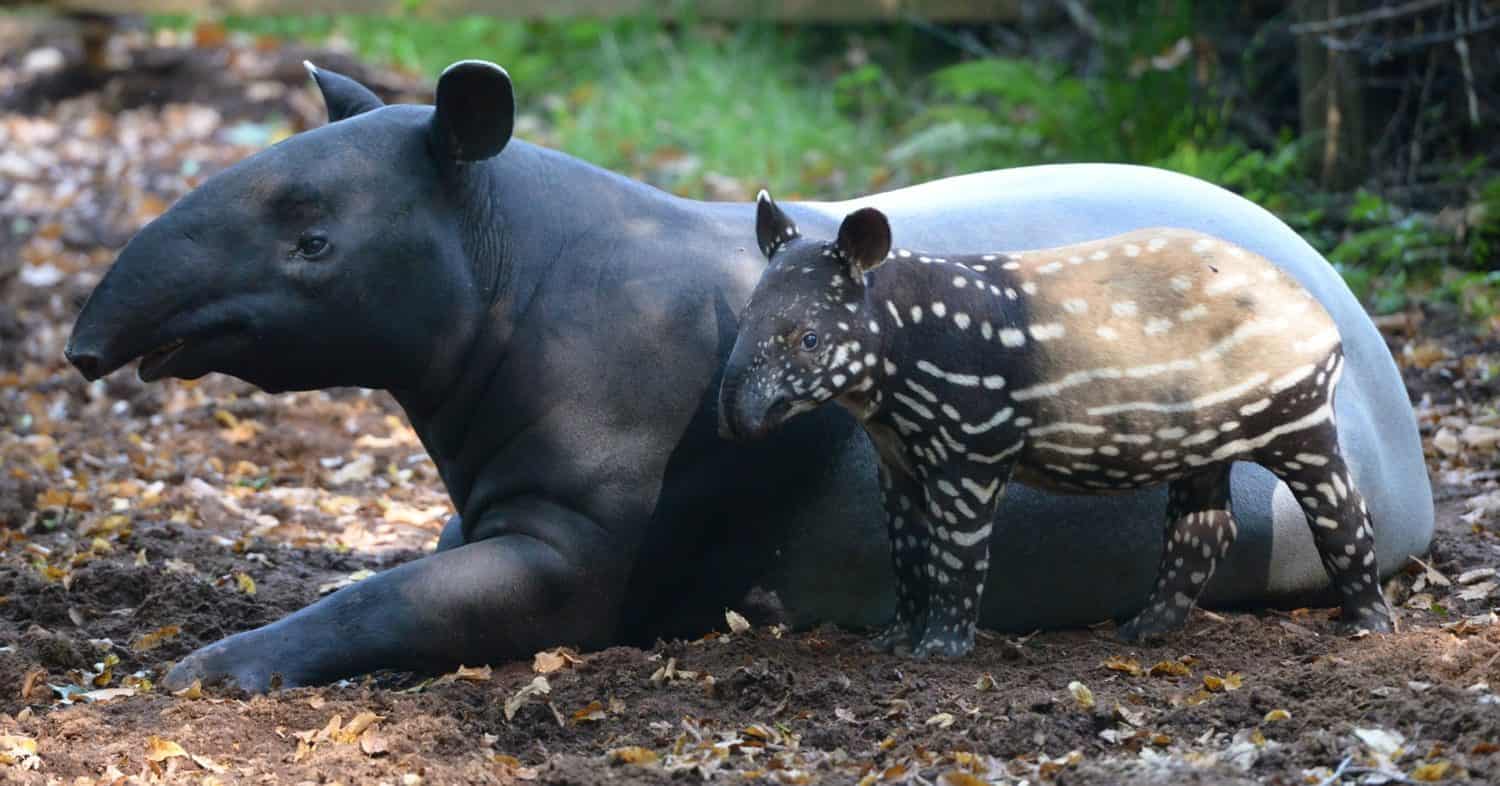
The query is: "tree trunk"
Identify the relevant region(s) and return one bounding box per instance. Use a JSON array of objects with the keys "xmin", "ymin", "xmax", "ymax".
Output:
[{"xmin": 1295, "ymin": 0, "xmax": 1368, "ymax": 189}]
